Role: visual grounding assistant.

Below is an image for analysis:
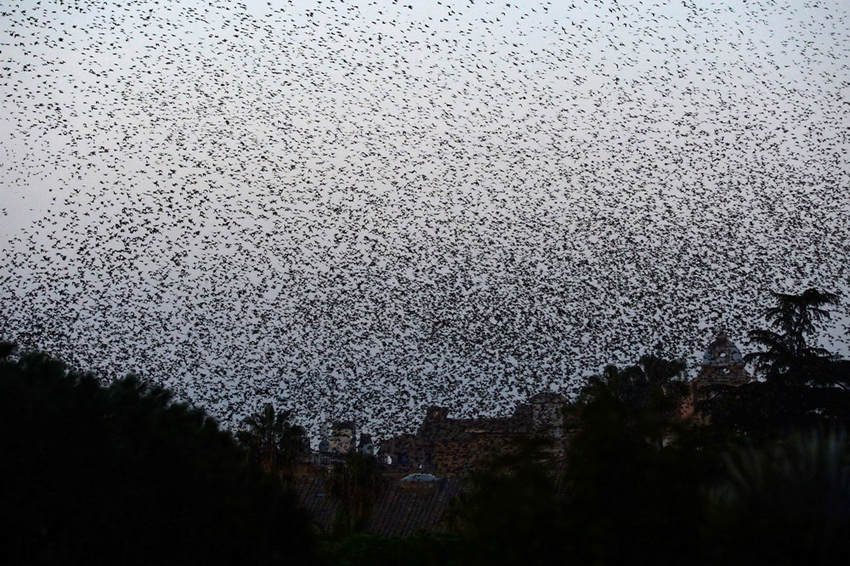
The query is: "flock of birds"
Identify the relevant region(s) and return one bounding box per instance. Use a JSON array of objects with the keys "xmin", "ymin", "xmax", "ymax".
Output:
[{"xmin": 1, "ymin": 0, "xmax": 849, "ymax": 441}]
